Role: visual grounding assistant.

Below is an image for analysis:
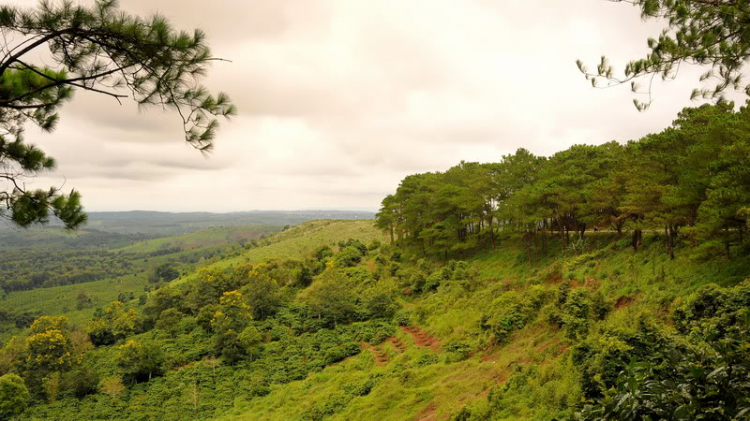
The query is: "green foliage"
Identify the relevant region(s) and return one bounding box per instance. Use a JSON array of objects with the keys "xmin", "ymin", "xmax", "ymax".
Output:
[
  {"xmin": 0, "ymin": 0, "xmax": 235, "ymax": 228},
  {"xmin": 0, "ymin": 373, "xmax": 29, "ymax": 418},
  {"xmin": 86, "ymin": 301, "xmax": 139, "ymax": 346},
  {"xmin": 573, "ymin": 318, "xmax": 675, "ymax": 400},
  {"xmin": 579, "ymin": 0, "xmax": 750, "ymax": 110},
  {"xmin": 673, "ymin": 280, "xmax": 750, "ymax": 340},
  {"xmin": 481, "ymin": 286, "xmax": 552, "ymax": 343},
  {"xmin": 334, "ymin": 246, "xmax": 364, "ymax": 268},
  {"xmin": 579, "ymin": 333, "xmax": 750, "ymax": 420},
  {"xmin": 149, "ymin": 263, "xmax": 179, "ymax": 284},
  {"xmin": 241, "ymin": 273, "xmax": 282, "ymax": 320},
  {"xmin": 116, "ymin": 340, "xmax": 165, "ymax": 384},
  {"xmin": 301, "ymin": 272, "xmax": 358, "ymax": 327},
  {"xmin": 154, "ymin": 308, "xmax": 183, "ymax": 337}
]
